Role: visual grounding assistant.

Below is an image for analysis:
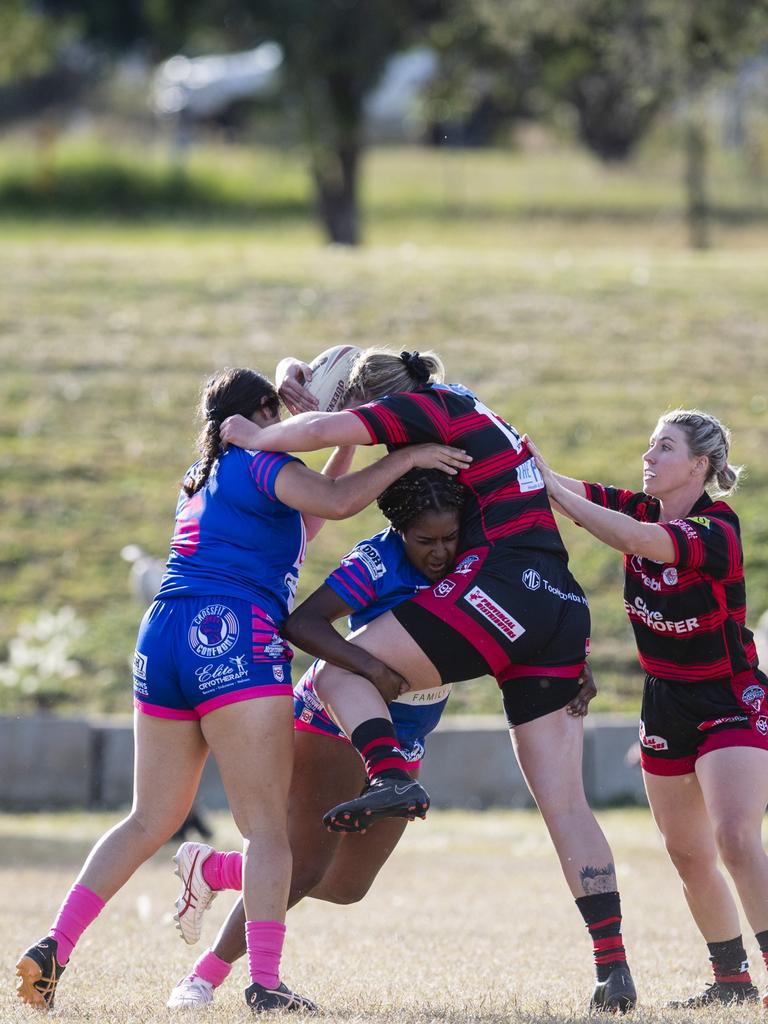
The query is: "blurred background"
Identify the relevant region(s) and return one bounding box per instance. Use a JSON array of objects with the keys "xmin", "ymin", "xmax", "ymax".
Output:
[{"xmin": 2, "ymin": 0, "xmax": 768, "ymax": 732}]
